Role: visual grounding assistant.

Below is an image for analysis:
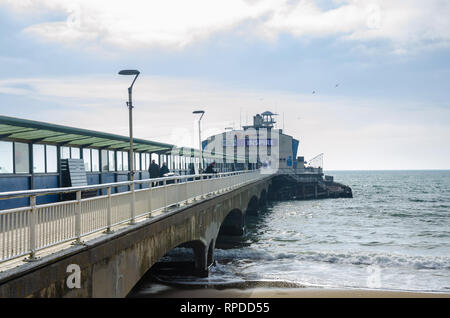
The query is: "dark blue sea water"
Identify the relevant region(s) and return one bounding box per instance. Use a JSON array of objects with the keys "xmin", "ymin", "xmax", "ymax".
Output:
[{"xmin": 135, "ymin": 171, "xmax": 450, "ymax": 294}]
